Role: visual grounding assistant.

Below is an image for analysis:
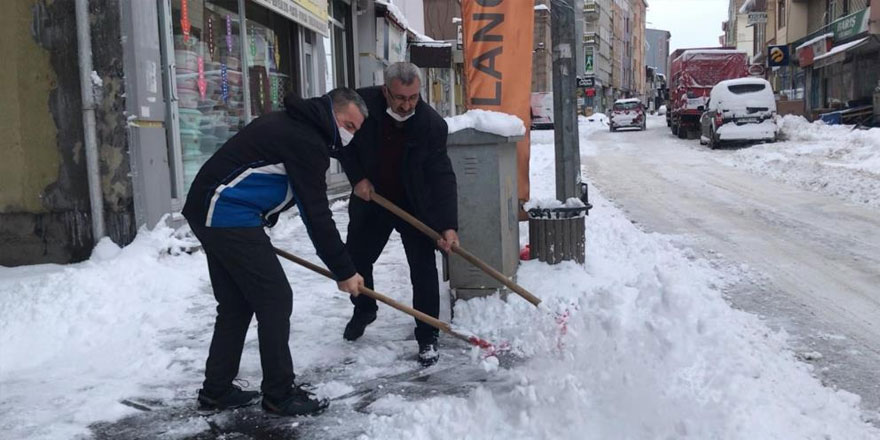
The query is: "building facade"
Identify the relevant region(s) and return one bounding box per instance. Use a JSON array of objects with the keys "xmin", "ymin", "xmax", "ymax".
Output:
[
  {"xmin": 2, "ymin": 0, "xmax": 424, "ymax": 265},
  {"xmin": 741, "ymin": 0, "xmax": 879, "ymax": 120}
]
